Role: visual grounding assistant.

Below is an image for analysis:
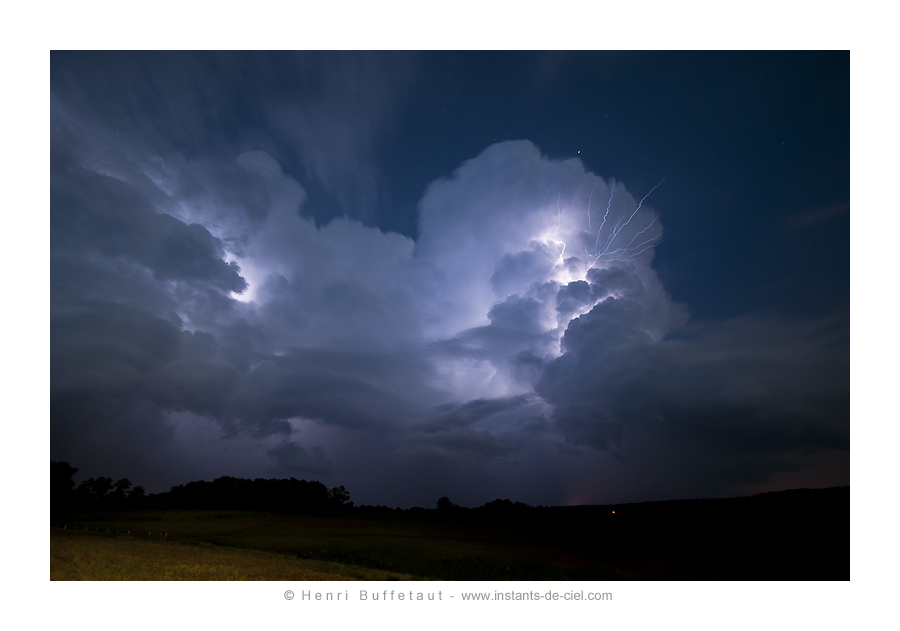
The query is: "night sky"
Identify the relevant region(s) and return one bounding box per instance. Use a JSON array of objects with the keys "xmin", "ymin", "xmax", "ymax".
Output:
[{"xmin": 50, "ymin": 51, "xmax": 849, "ymax": 508}]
